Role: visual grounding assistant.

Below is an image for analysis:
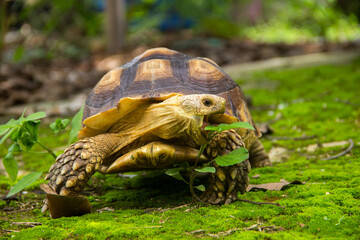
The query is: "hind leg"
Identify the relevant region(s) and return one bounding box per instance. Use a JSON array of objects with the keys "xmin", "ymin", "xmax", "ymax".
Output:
[{"xmin": 249, "ymin": 138, "xmax": 271, "ymax": 168}]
